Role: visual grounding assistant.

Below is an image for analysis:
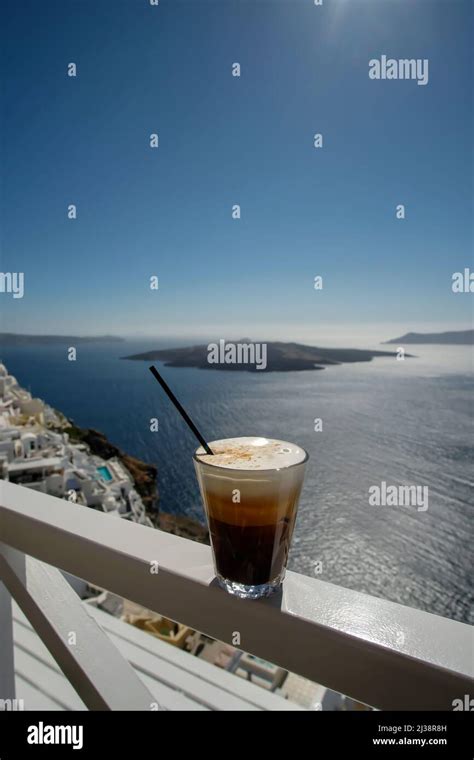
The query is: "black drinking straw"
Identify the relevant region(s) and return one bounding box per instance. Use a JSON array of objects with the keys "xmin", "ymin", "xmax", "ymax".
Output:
[{"xmin": 148, "ymin": 365, "xmax": 214, "ymax": 455}]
